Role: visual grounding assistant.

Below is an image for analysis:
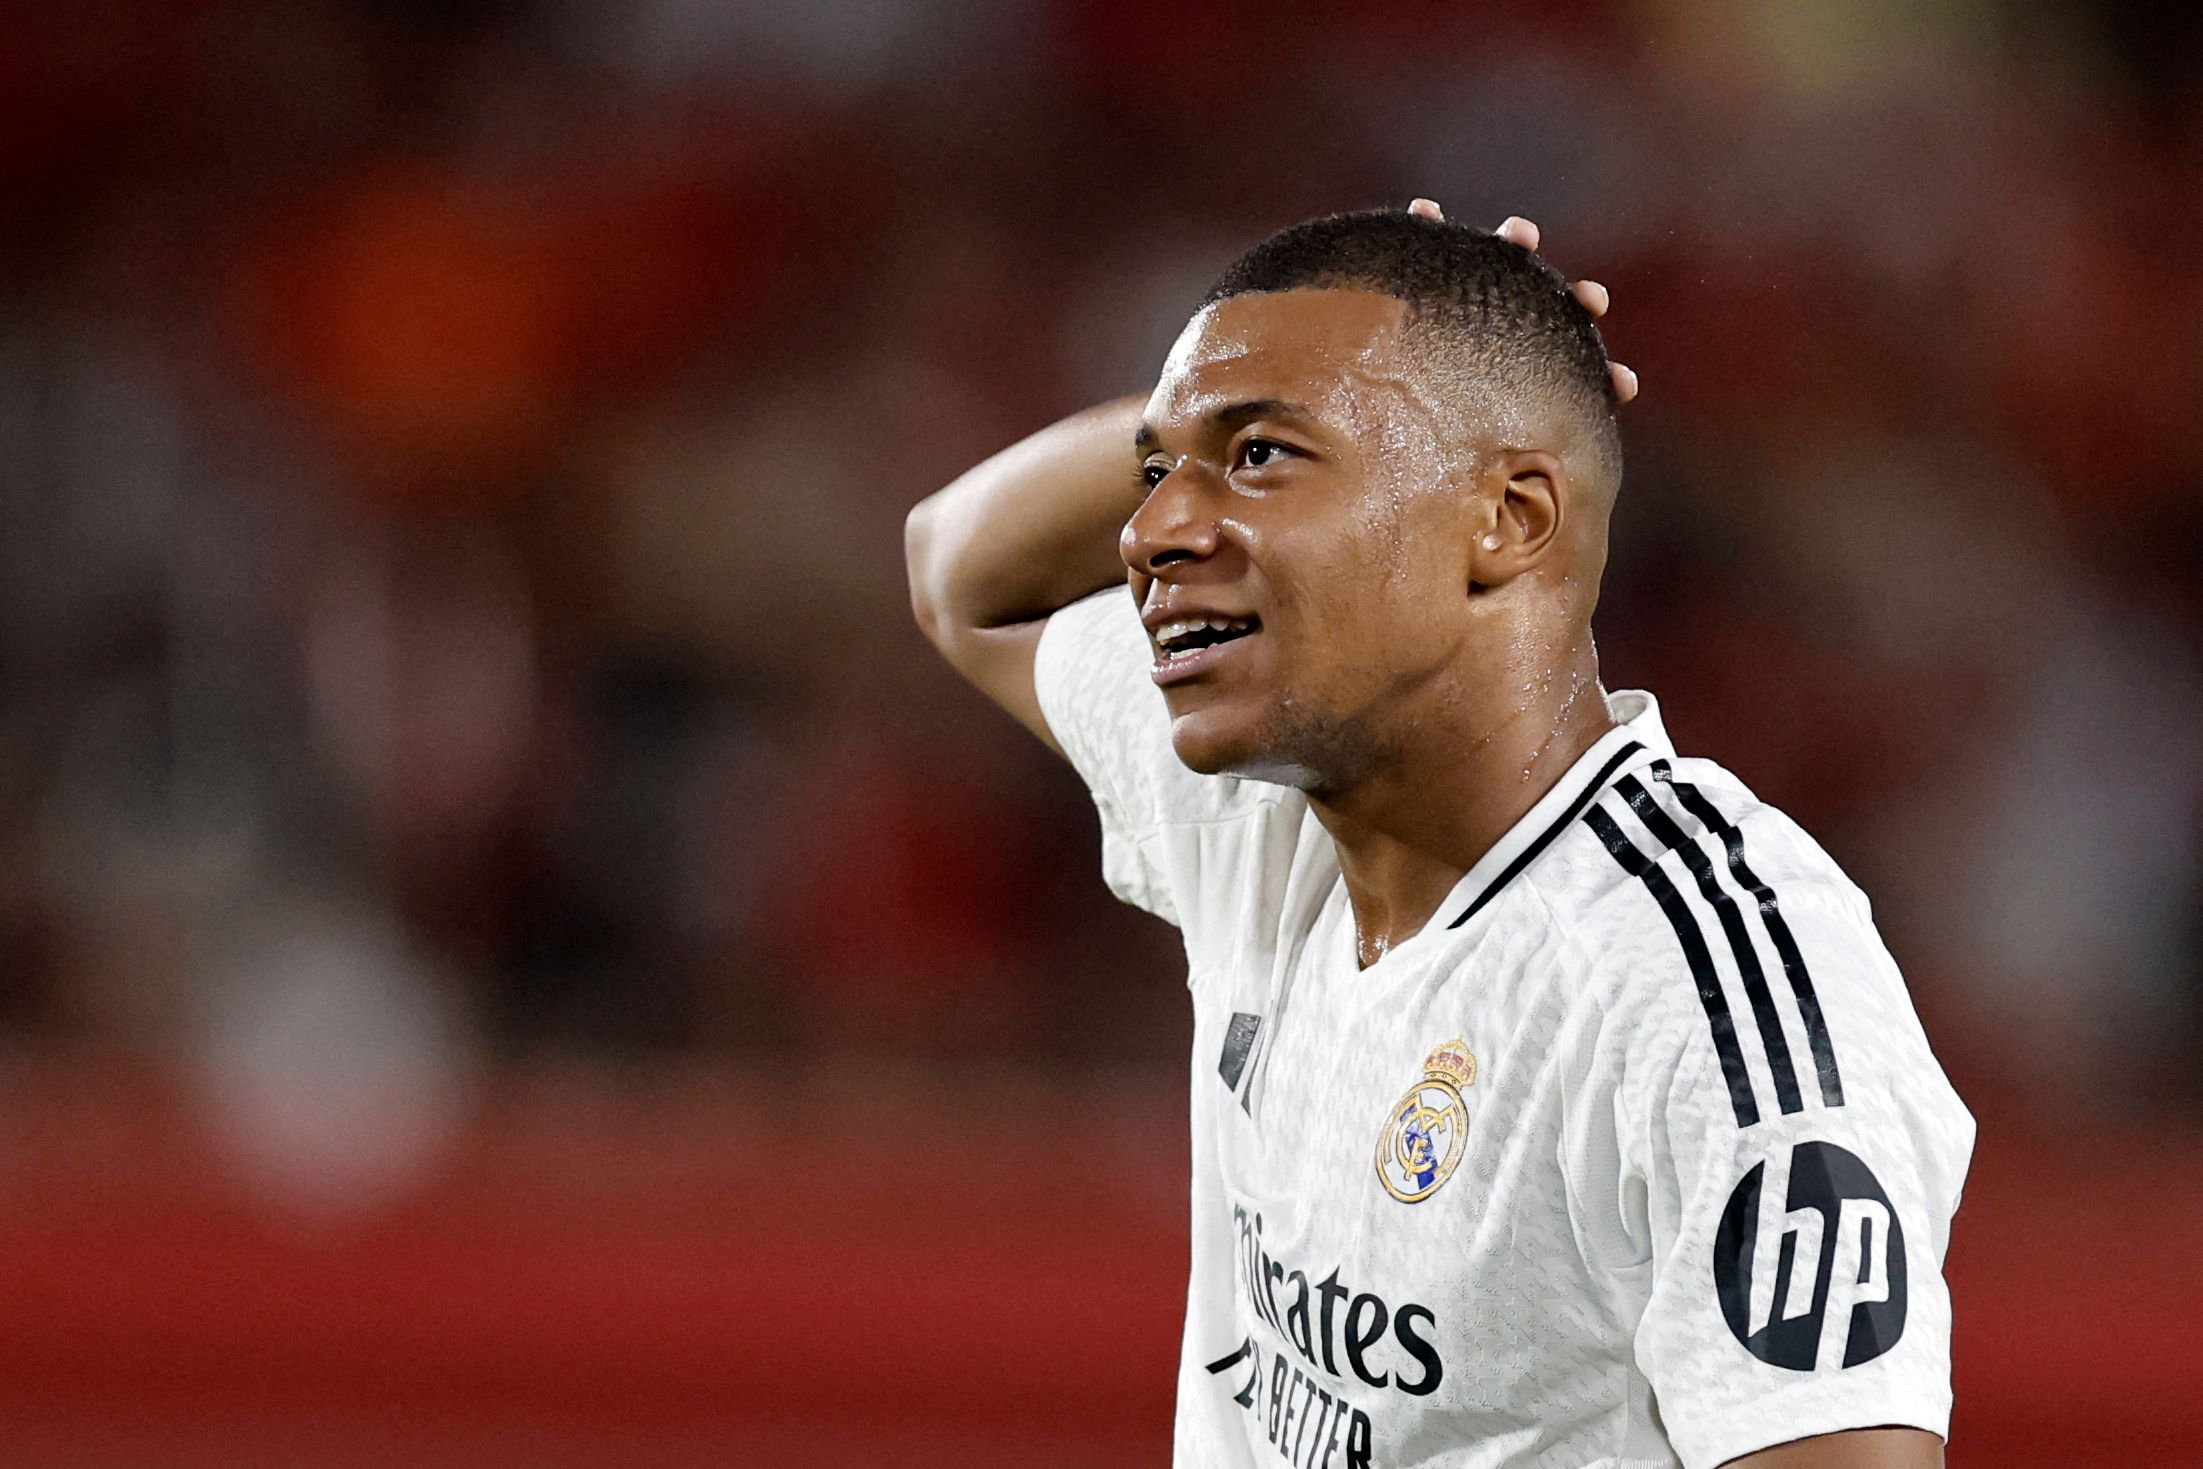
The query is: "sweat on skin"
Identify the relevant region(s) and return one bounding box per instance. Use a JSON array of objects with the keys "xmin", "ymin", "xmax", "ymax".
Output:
[{"xmin": 1129, "ymin": 286, "xmax": 1614, "ymax": 965}]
